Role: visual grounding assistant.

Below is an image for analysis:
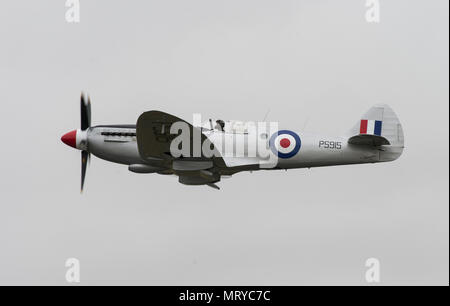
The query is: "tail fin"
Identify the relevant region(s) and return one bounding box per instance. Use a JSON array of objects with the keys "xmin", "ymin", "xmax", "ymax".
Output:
[{"xmin": 348, "ymin": 104, "xmax": 405, "ymax": 161}]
